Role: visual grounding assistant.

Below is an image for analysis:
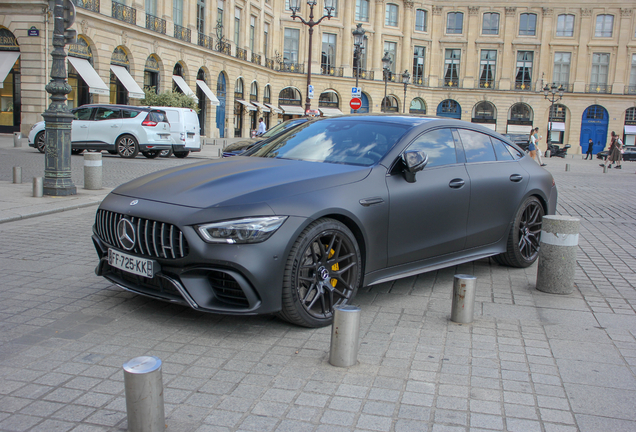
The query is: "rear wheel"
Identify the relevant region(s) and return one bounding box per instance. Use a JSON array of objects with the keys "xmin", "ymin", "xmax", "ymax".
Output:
[
  {"xmin": 159, "ymin": 148, "xmax": 173, "ymax": 158},
  {"xmin": 107, "ymin": 150, "xmax": 117, "ymax": 155},
  {"xmin": 493, "ymin": 196, "xmax": 544, "ymax": 268},
  {"xmin": 116, "ymin": 135, "xmax": 139, "ymax": 158},
  {"xmin": 35, "ymin": 131, "xmax": 46, "ymax": 153},
  {"xmin": 141, "ymin": 150, "xmax": 160, "ymax": 159},
  {"xmin": 173, "ymin": 150, "xmax": 190, "ymax": 158},
  {"xmin": 278, "ymin": 218, "xmax": 361, "ymax": 328}
]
